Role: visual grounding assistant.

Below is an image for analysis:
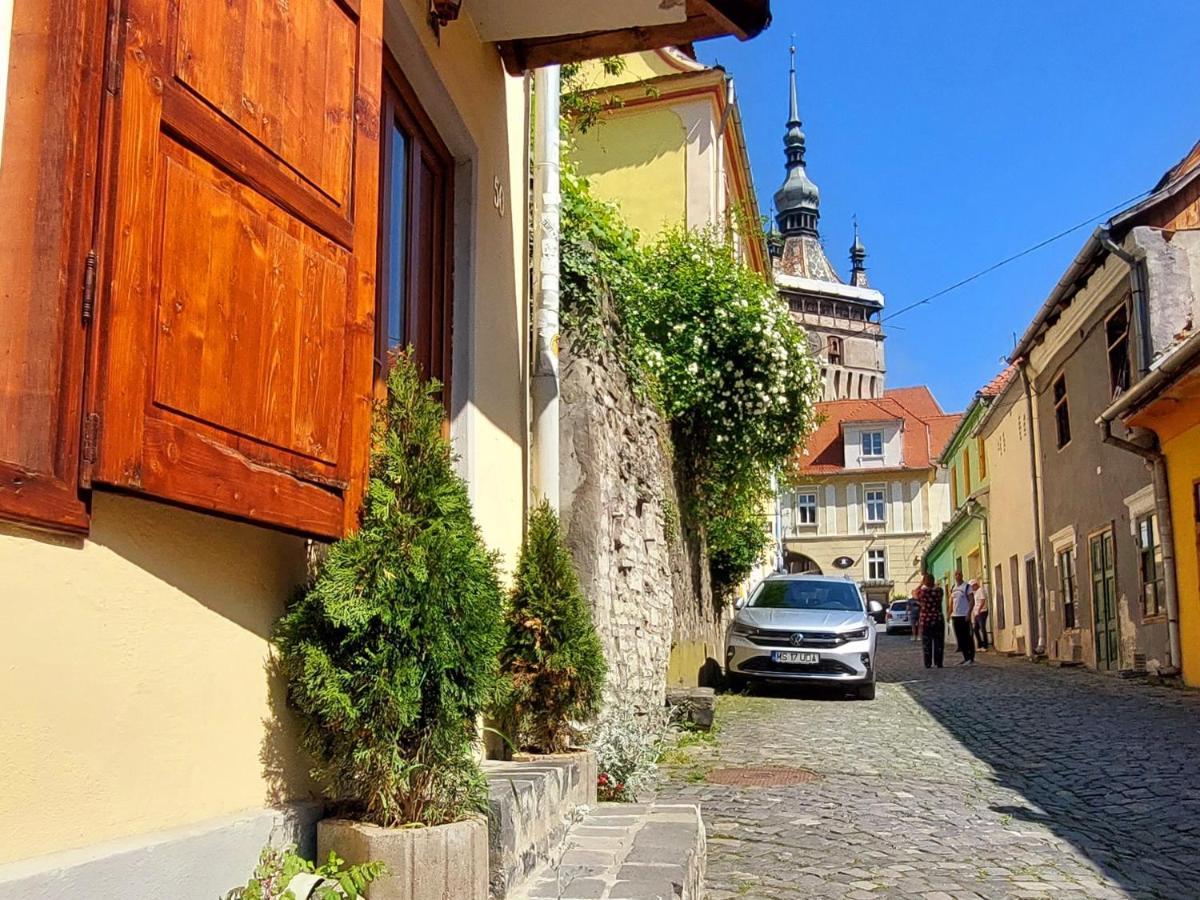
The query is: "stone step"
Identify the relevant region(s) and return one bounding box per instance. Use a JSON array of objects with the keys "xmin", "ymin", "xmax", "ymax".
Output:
[
  {"xmin": 484, "ymin": 752, "xmax": 598, "ymax": 900},
  {"xmin": 509, "ymin": 803, "xmax": 705, "ymax": 900}
]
